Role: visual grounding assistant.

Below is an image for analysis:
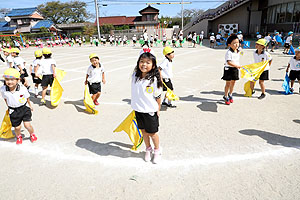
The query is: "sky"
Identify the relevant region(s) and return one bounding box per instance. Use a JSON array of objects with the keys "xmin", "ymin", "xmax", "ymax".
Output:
[{"xmin": 0, "ymin": 0, "xmax": 225, "ymax": 18}]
